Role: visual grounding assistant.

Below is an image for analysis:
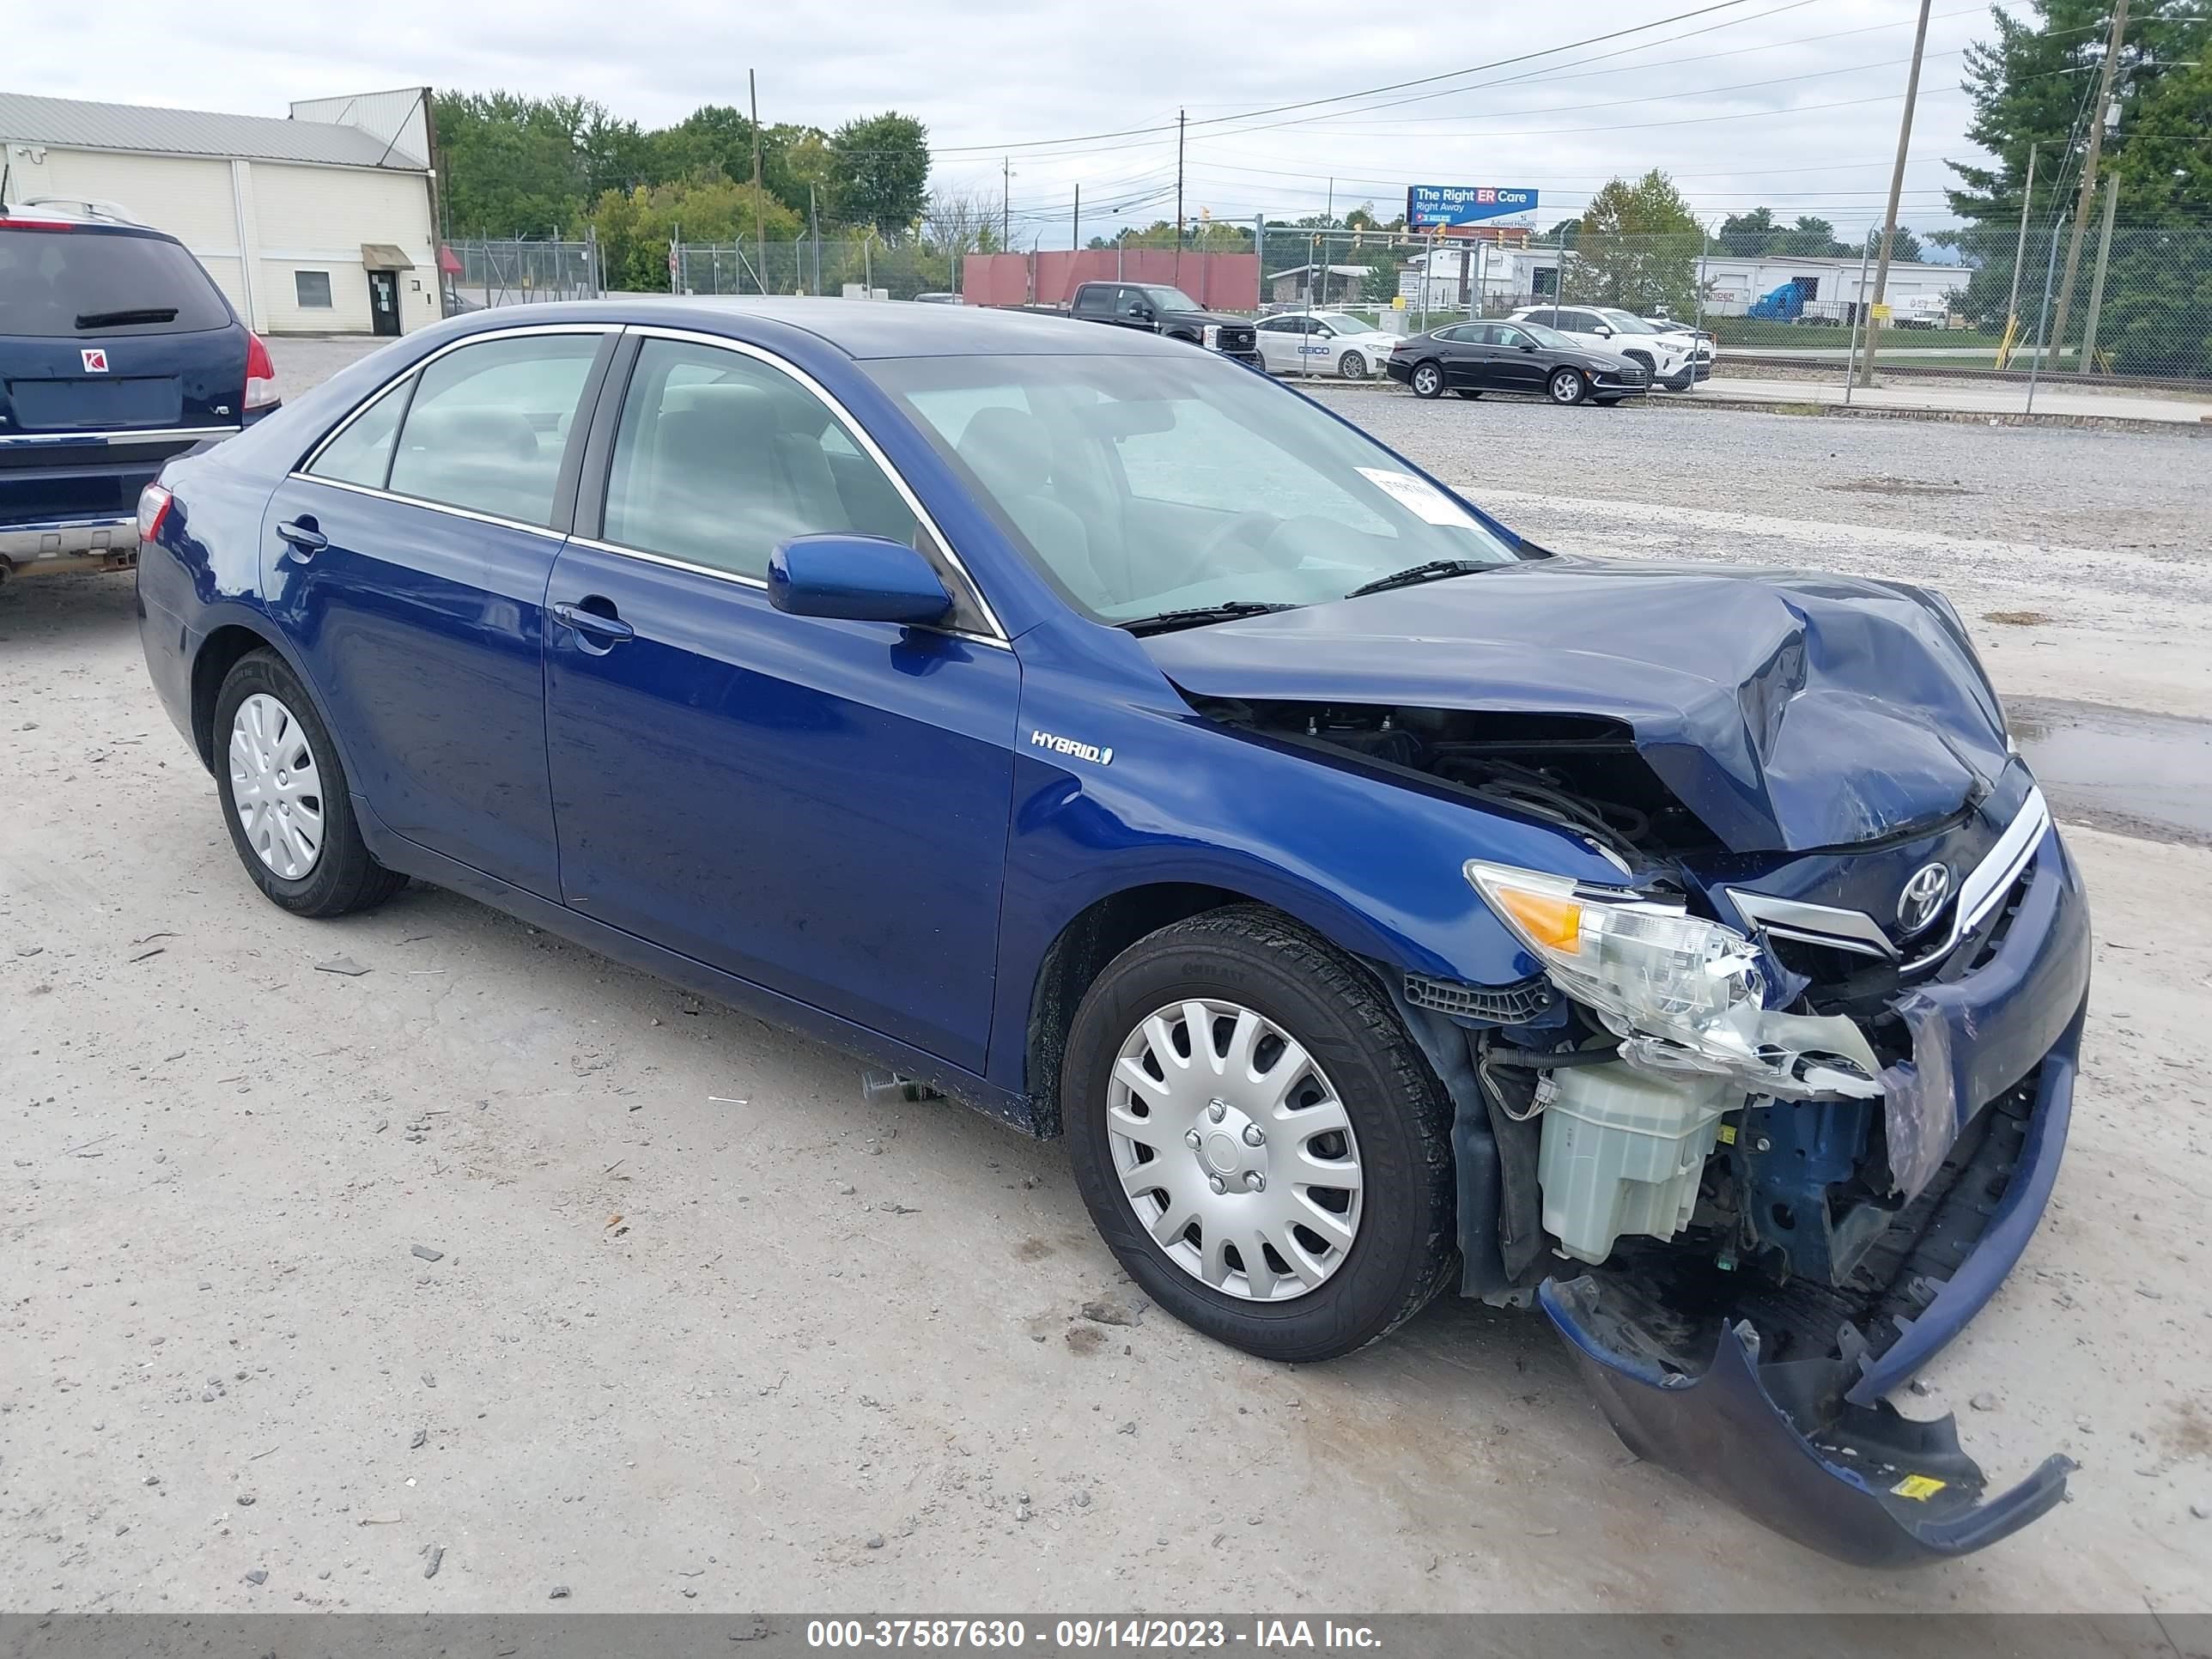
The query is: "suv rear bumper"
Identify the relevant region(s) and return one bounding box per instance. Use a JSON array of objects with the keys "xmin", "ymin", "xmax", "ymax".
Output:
[{"xmin": 0, "ymin": 515, "xmax": 138, "ymax": 576}]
